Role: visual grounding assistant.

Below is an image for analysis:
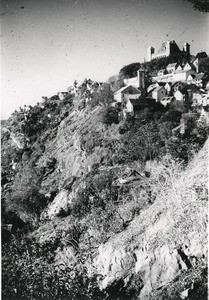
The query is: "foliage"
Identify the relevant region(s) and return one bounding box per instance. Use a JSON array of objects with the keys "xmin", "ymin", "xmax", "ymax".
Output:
[
  {"xmin": 118, "ymin": 114, "xmax": 135, "ymax": 134},
  {"xmin": 101, "ymin": 106, "xmax": 119, "ymax": 125},
  {"xmin": 115, "ymin": 121, "xmax": 164, "ymax": 164},
  {"xmin": 142, "ymin": 52, "xmax": 189, "ymax": 76},
  {"xmin": 90, "ymin": 84, "xmax": 114, "ymax": 108},
  {"xmin": 166, "ymin": 112, "xmax": 209, "ymax": 162},
  {"xmin": 107, "ymin": 74, "xmax": 125, "ymax": 93},
  {"xmin": 199, "ymin": 56, "xmax": 209, "ymax": 74},
  {"xmin": 149, "ymin": 264, "xmax": 208, "ymax": 300},
  {"xmin": 71, "ymin": 169, "xmax": 119, "ymax": 219},
  {"xmin": 80, "ymin": 130, "xmax": 103, "ymax": 154},
  {"xmin": 7, "ymin": 162, "xmax": 47, "ymax": 215},
  {"xmin": 184, "ymin": 0, "xmax": 209, "ymax": 12},
  {"xmin": 119, "ymin": 62, "xmax": 141, "ymax": 78},
  {"xmin": 2, "ymin": 235, "xmax": 105, "ymax": 300}
]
